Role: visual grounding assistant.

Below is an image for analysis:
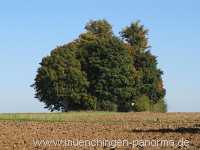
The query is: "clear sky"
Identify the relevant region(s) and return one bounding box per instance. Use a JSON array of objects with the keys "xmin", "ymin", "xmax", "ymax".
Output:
[{"xmin": 0, "ymin": 0, "xmax": 199, "ymax": 112}]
